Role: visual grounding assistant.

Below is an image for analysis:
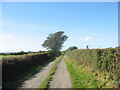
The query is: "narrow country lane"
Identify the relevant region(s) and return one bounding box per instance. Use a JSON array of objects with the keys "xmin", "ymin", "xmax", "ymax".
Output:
[
  {"xmin": 49, "ymin": 56, "xmax": 72, "ymax": 88},
  {"xmin": 17, "ymin": 56, "xmax": 72, "ymax": 89},
  {"xmin": 18, "ymin": 59, "xmax": 56, "ymax": 88}
]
